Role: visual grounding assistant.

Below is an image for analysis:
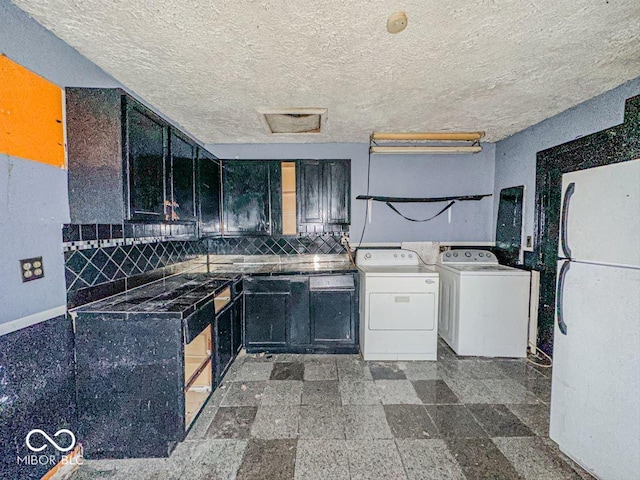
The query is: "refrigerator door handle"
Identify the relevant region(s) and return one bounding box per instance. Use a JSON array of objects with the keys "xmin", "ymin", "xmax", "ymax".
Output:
[
  {"xmin": 556, "ymin": 260, "xmax": 570, "ymax": 335},
  {"xmin": 560, "ymin": 182, "xmax": 575, "ymax": 259}
]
